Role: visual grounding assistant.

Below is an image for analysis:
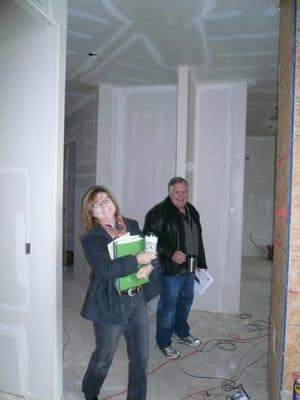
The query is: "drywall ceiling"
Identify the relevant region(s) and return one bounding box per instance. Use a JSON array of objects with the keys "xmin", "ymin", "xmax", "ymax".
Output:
[{"xmin": 66, "ymin": 0, "xmax": 280, "ymax": 136}]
